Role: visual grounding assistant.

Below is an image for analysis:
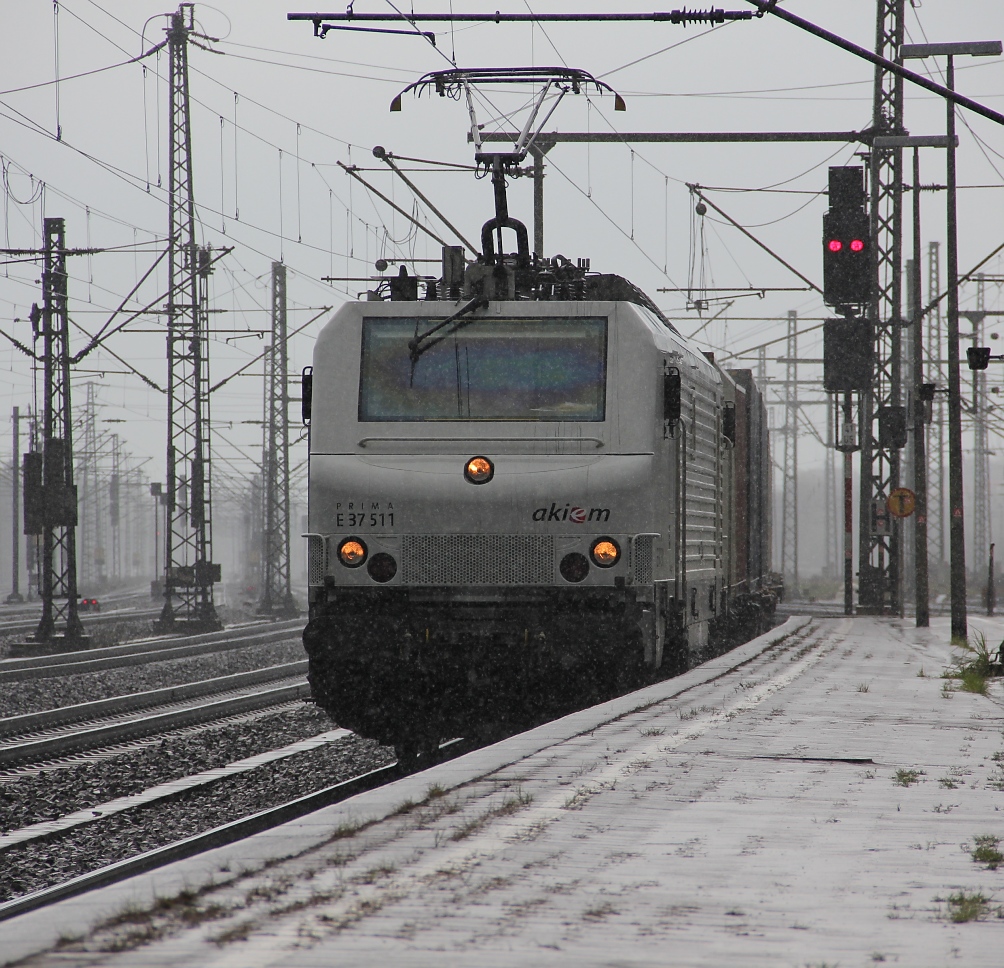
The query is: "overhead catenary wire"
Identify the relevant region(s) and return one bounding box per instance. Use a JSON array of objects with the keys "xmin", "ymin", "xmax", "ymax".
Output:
[
  {"xmin": 3, "ymin": 1, "xmax": 997, "ymax": 487},
  {"xmin": 686, "ymin": 185, "xmax": 822, "ymax": 294},
  {"xmin": 337, "ymin": 162, "xmax": 454, "ymax": 252},
  {"xmin": 543, "ymin": 153, "xmax": 681, "ymax": 289},
  {"xmin": 0, "ymin": 10, "xmax": 526, "ymax": 301}
]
